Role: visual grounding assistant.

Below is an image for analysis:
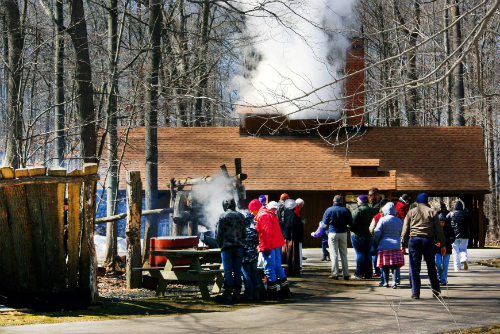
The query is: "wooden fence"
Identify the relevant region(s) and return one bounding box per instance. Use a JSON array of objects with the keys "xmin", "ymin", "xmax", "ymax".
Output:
[{"xmin": 0, "ymin": 164, "xmax": 100, "ymax": 304}]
